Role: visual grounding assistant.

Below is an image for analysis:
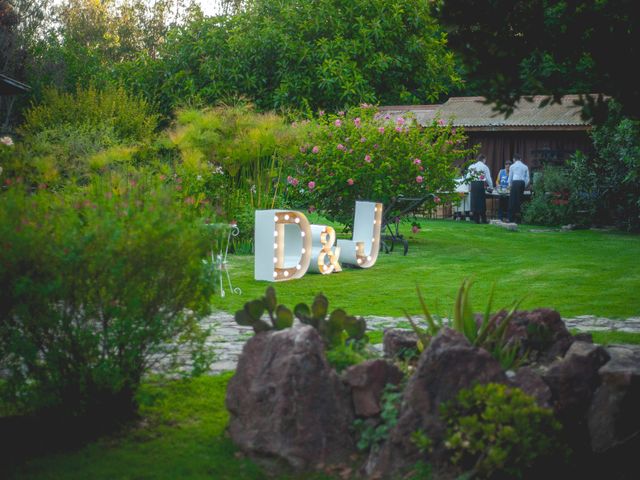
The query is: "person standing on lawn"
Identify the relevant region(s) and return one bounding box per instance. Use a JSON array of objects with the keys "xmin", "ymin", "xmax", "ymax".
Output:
[
  {"xmin": 508, "ymin": 153, "xmax": 530, "ymax": 223},
  {"xmin": 467, "ymin": 153, "xmax": 493, "ymax": 223},
  {"xmin": 495, "ymin": 159, "xmax": 512, "ymax": 221}
]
